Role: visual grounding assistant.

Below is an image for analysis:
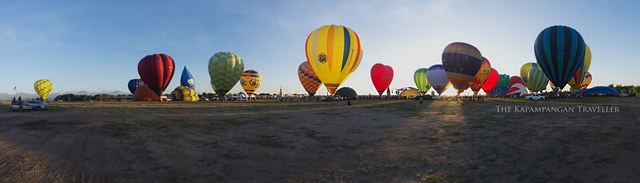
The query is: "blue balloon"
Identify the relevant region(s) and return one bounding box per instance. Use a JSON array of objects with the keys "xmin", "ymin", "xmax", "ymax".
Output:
[
  {"xmin": 128, "ymin": 79, "xmax": 144, "ymax": 94},
  {"xmin": 180, "ymin": 66, "xmax": 195, "ymax": 89},
  {"xmin": 534, "ymin": 25, "xmax": 585, "ymax": 89}
]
